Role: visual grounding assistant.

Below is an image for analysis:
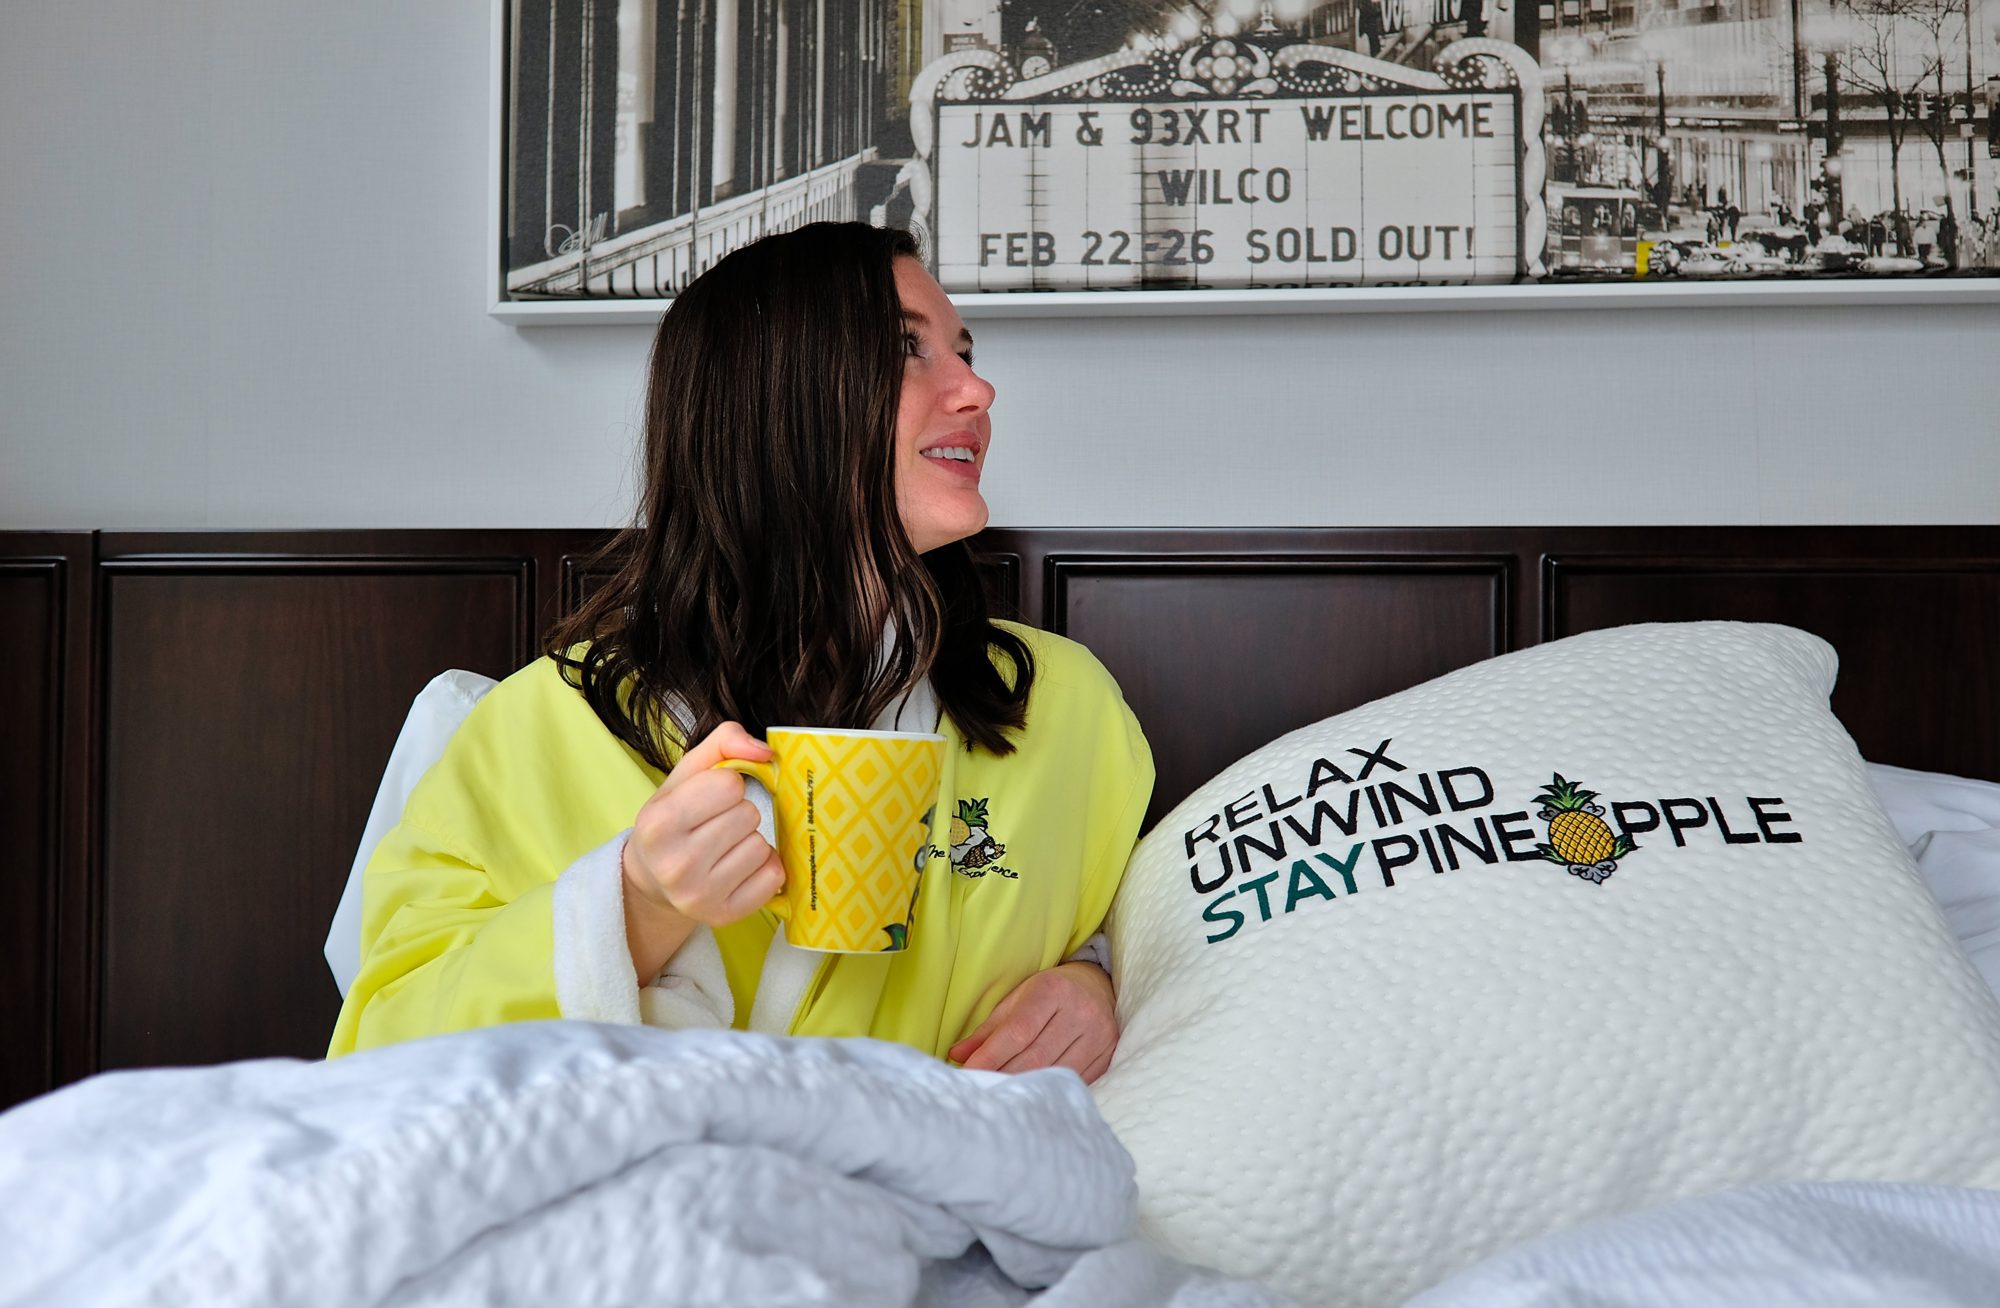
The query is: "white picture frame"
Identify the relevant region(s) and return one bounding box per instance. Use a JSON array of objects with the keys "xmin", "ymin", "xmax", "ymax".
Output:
[{"xmin": 488, "ymin": 0, "xmax": 2000, "ymax": 324}]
